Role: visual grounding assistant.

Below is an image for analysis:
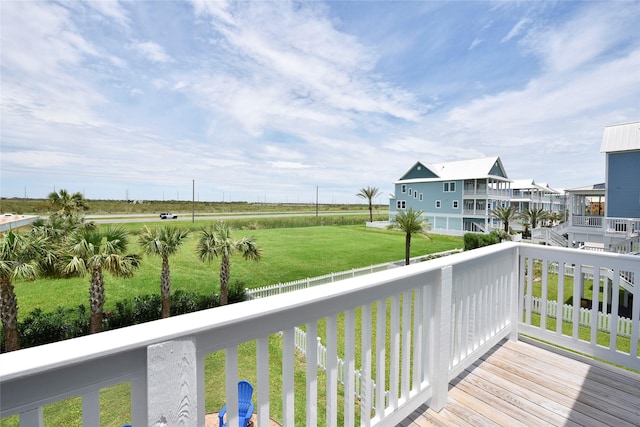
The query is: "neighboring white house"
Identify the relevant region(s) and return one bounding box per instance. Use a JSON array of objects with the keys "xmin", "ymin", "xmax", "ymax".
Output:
[{"xmin": 510, "ymin": 179, "xmax": 565, "ymax": 215}]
